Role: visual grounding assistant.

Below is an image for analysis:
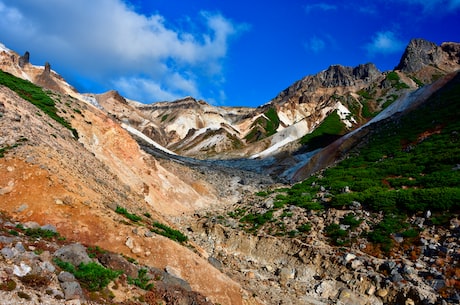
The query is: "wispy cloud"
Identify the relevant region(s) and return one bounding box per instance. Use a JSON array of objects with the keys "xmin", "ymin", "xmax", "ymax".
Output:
[
  {"xmin": 364, "ymin": 31, "xmax": 406, "ymax": 57},
  {"xmin": 0, "ymin": 0, "xmax": 248, "ymax": 102},
  {"xmin": 304, "ymin": 3, "xmax": 337, "ymax": 14},
  {"xmin": 386, "ymin": 0, "xmax": 460, "ymax": 13},
  {"xmin": 305, "ymin": 36, "xmax": 326, "ymax": 53}
]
